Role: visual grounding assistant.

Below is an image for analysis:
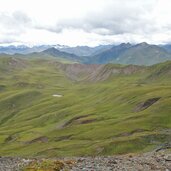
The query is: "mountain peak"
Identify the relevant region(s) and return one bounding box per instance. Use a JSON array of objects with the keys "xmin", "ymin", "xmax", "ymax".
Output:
[
  {"xmin": 44, "ymin": 47, "xmax": 59, "ymax": 52},
  {"xmin": 119, "ymin": 43, "xmax": 132, "ymax": 47},
  {"xmin": 138, "ymin": 42, "xmax": 149, "ymax": 47}
]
